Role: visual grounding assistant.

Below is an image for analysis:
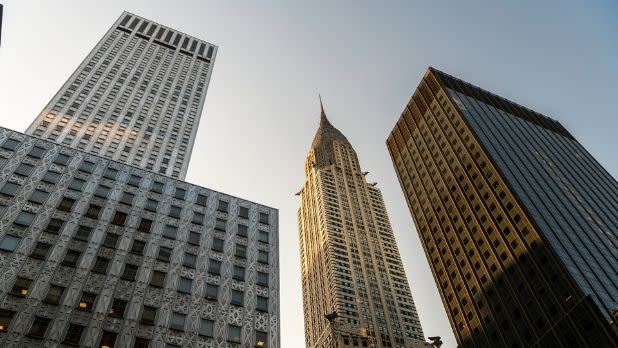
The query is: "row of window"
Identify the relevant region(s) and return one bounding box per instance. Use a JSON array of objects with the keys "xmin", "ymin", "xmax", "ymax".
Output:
[{"xmin": 0, "ymin": 308, "xmax": 268, "ymax": 346}]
